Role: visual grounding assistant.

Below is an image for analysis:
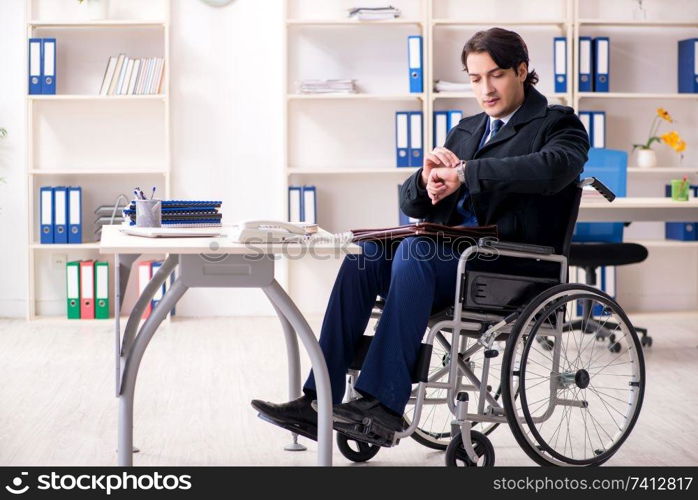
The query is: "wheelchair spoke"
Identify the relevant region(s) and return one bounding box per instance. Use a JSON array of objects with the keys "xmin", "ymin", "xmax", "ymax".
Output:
[{"xmin": 587, "ymin": 384, "xmax": 628, "ymax": 422}]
